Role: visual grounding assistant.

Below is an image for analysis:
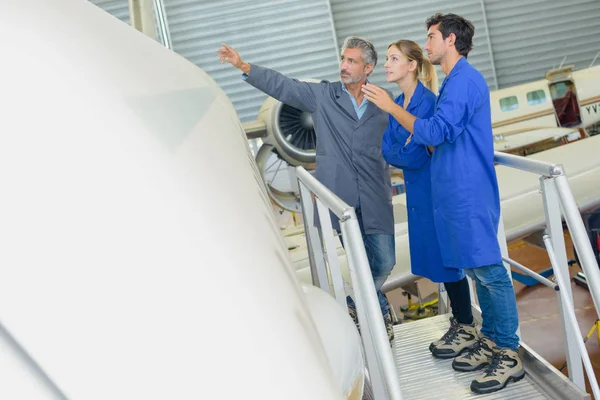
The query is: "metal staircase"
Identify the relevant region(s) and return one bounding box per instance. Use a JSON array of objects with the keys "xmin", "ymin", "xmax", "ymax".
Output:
[{"xmin": 296, "ymin": 150, "xmax": 600, "ymax": 399}]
